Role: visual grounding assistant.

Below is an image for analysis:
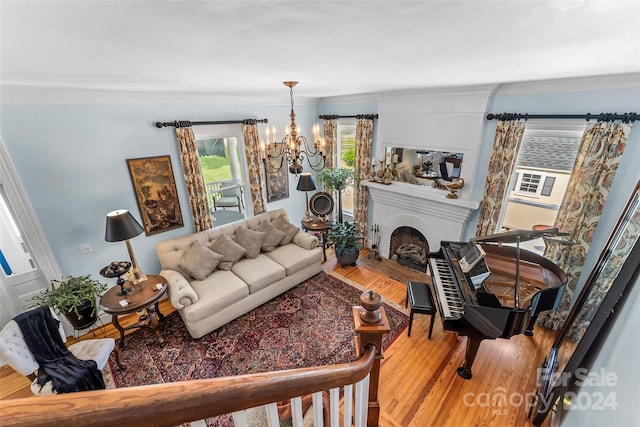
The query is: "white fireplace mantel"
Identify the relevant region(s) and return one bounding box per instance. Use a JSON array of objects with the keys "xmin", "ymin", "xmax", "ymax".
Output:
[{"xmin": 362, "ymin": 180, "xmax": 480, "ymax": 257}]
